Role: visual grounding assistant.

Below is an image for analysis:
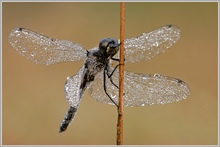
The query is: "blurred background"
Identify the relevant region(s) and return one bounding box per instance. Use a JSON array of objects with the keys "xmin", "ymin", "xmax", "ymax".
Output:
[{"xmin": 2, "ymin": 2, "xmax": 218, "ymax": 145}]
